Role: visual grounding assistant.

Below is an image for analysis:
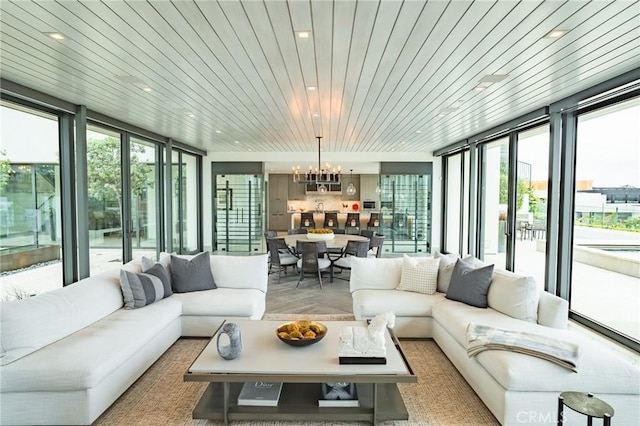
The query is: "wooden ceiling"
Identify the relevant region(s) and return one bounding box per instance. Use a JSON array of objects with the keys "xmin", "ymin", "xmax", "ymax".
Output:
[{"xmin": 1, "ymin": 0, "xmax": 638, "ymax": 157}]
